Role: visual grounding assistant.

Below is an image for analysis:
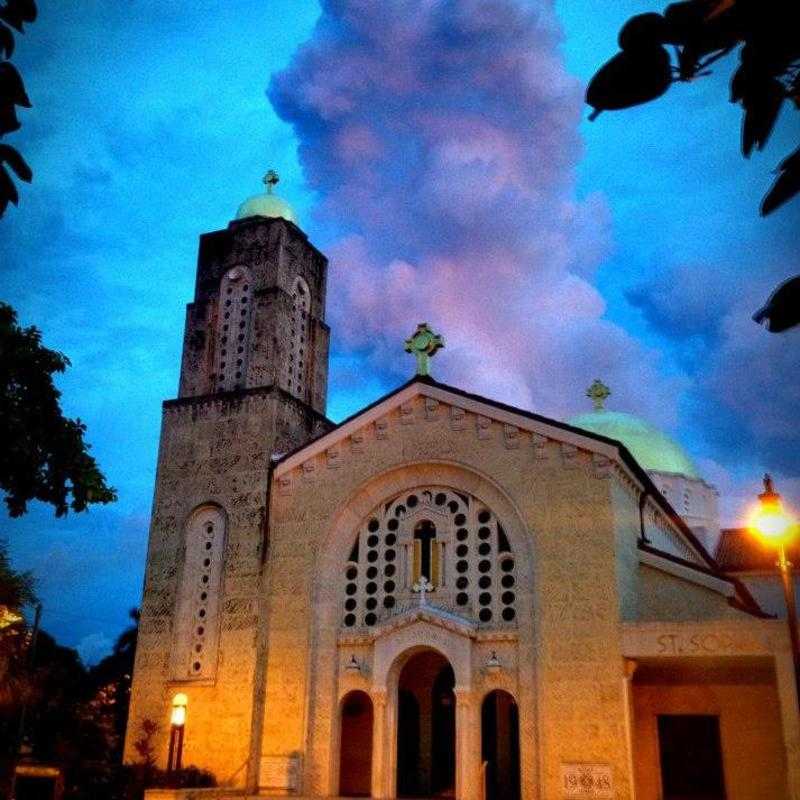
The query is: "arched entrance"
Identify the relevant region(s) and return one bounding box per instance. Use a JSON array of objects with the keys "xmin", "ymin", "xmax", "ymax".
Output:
[
  {"xmin": 339, "ymin": 690, "xmax": 374, "ymax": 797},
  {"xmin": 481, "ymin": 690, "xmax": 520, "ymax": 800},
  {"xmin": 397, "ymin": 651, "xmax": 456, "ymax": 797}
]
